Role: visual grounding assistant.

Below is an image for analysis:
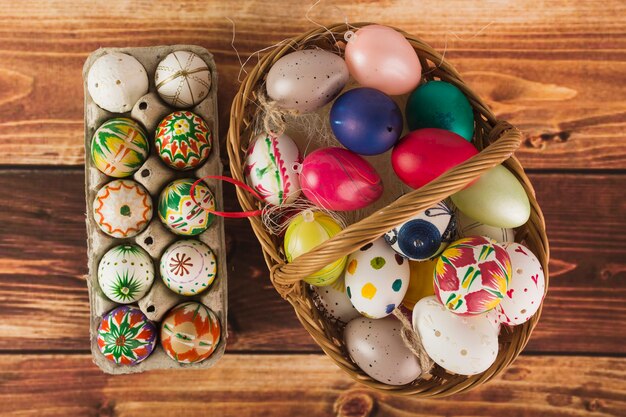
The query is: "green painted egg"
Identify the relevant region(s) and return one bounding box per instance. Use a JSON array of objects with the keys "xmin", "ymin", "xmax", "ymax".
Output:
[
  {"xmin": 91, "ymin": 118, "xmax": 149, "ymax": 178},
  {"xmin": 155, "ymin": 111, "xmax": 212, "ymax": 170},
  {"xmin": 158, "ymin": 178, "xmax": 215, "ymax": 236}
]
